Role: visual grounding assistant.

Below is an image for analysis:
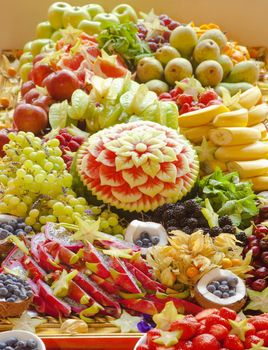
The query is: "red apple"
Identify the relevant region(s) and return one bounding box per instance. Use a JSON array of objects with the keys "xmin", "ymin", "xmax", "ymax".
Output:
[
  {"xmin": 45, "ymin": 69, "xmax": 80, "ymax": 101},
  {"xmin": 33, "ymin": 53, "xmax": 46, "ymax": 65},
  {"xmin": 21, "ymin": 81, "xmax": 36, "ymax": 97},
  {"xmin": 13, "ymin": 103, "xmax": 48, "ymax": 134},
  {"xmin": 0, "ymin": 132, "xmax": 9, "ymax": 157},
  {"xmin": 32, "ymin": 95, "xmax": 54, "ymax": 113},
  {"xmin": 24, "ymin": 88, "xmax": 40, "ymax": 104},
  {"xmin": 32, "ymin": 63, "xmax": 54, "ymax": 86}
]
